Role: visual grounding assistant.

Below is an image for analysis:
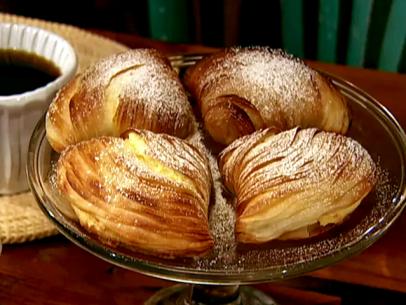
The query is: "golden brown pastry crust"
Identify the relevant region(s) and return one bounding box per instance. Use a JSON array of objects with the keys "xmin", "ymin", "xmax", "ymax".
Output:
[
  {"xmin": 184, "ymin": 47, "xmax": 350, "ymax": 145},
  {"xmin": 219, "ymin": 128, "xmax": 376, "ymax": 243},
  {"xmin": 56, "ymin": 129, "xmax": 213, "ymax": 257},
  {"xmin": 46, "ymin": 49, "xmax": 196, "ymax": 152}
]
